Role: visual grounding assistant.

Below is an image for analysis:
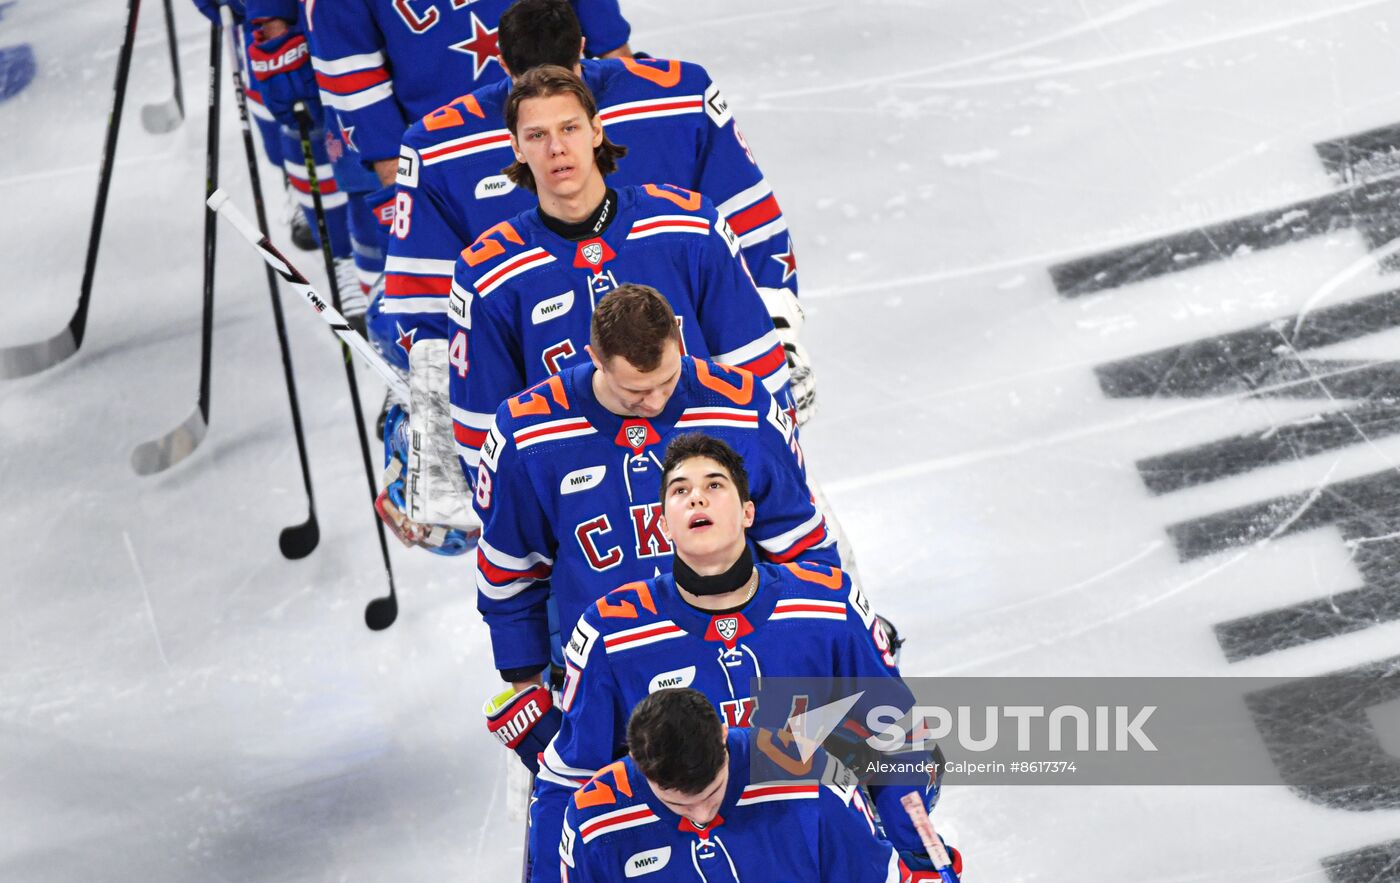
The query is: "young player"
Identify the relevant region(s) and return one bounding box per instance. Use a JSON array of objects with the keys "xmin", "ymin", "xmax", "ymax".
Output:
[
  {"xmin": 297, "ymin": 0, "xmax": 631, "ymax": 260},
  {"xmin": 473, "ymin": 285, "xmax": 833, "ymax": 694},
  {"xmin": 510, "ymin": 434, "xmax": 949, "ymax": 881},
  {"xmin": 559, "ymin": 689, "xmax": 960, "ymax": 882},
  {"xmin": 447, "ymin": 66, "xmax": 800, "ymax": 482},
  {"xmin": 376, "ymin": 0, "xmax": 803, "ymax": 386}
]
